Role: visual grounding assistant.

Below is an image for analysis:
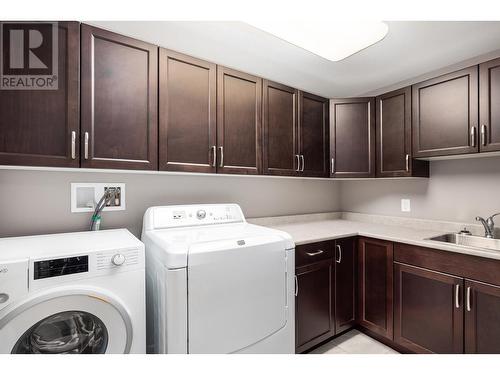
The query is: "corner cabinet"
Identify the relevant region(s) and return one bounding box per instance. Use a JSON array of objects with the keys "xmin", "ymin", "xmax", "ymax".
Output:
[
  {"xmin": 330, "ymin": 98, "xmax": 375, "ymax": 178},
  {"xmin": 81, "ymin": 24, "xmax": 158, "ymax": 170},
  {"xmin": 376, "ymin": 87, "xmax": 428, "ymax": 177},
  {"xmin": 0, "ymin": 21, "xmax": 80, "ymax": 167},
  {"xmin": 412, "ymin": 66, "xmax": 479, "ymax": 158},
  {"xmin": 358, "ymin": 237, "xmax": 393, "ymax": 340}
]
